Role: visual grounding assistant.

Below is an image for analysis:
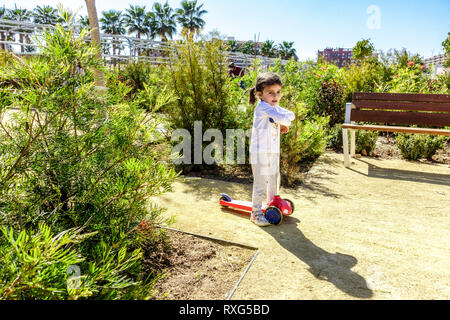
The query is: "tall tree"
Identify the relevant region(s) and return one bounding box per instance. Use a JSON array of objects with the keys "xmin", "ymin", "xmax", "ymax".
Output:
[
  {"xmin": 146, "ymin": 2, "xmax": 177, "ymax": 41},
  {"xmin": 176, "ymin": 0, "xmax": 207, "ymax": 37},
  {"xmin": 84, "ymin": 0, "xmax": 106, "ymax": 88},
  {"xmin": 123, "ymin": 5, "xmax": 149, "ymax": 39},
  {"xmin": 100, "ymin": 10, "xmax": 125, "ymax": 58},
  {"xmin": 33, "ymin": 5, "xmax": 60, "ymax": 25},
  {"xmin": 352, "ymin": 38, "xmax": 375, "ymax": 61},
  {"xmin": 278, "ymin": 41, "xmax": 297, "ymax": 60},
  {"xmin": 100, "ymin": 10, "xmax": 125, "ymax": 35},
  {"xmin": 7, "ymin": 6, "xmax": 32, "ymax": 53},
  {"xmin": 261, "ymin": 40, "xmax": 277, "ymax": 58}
]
